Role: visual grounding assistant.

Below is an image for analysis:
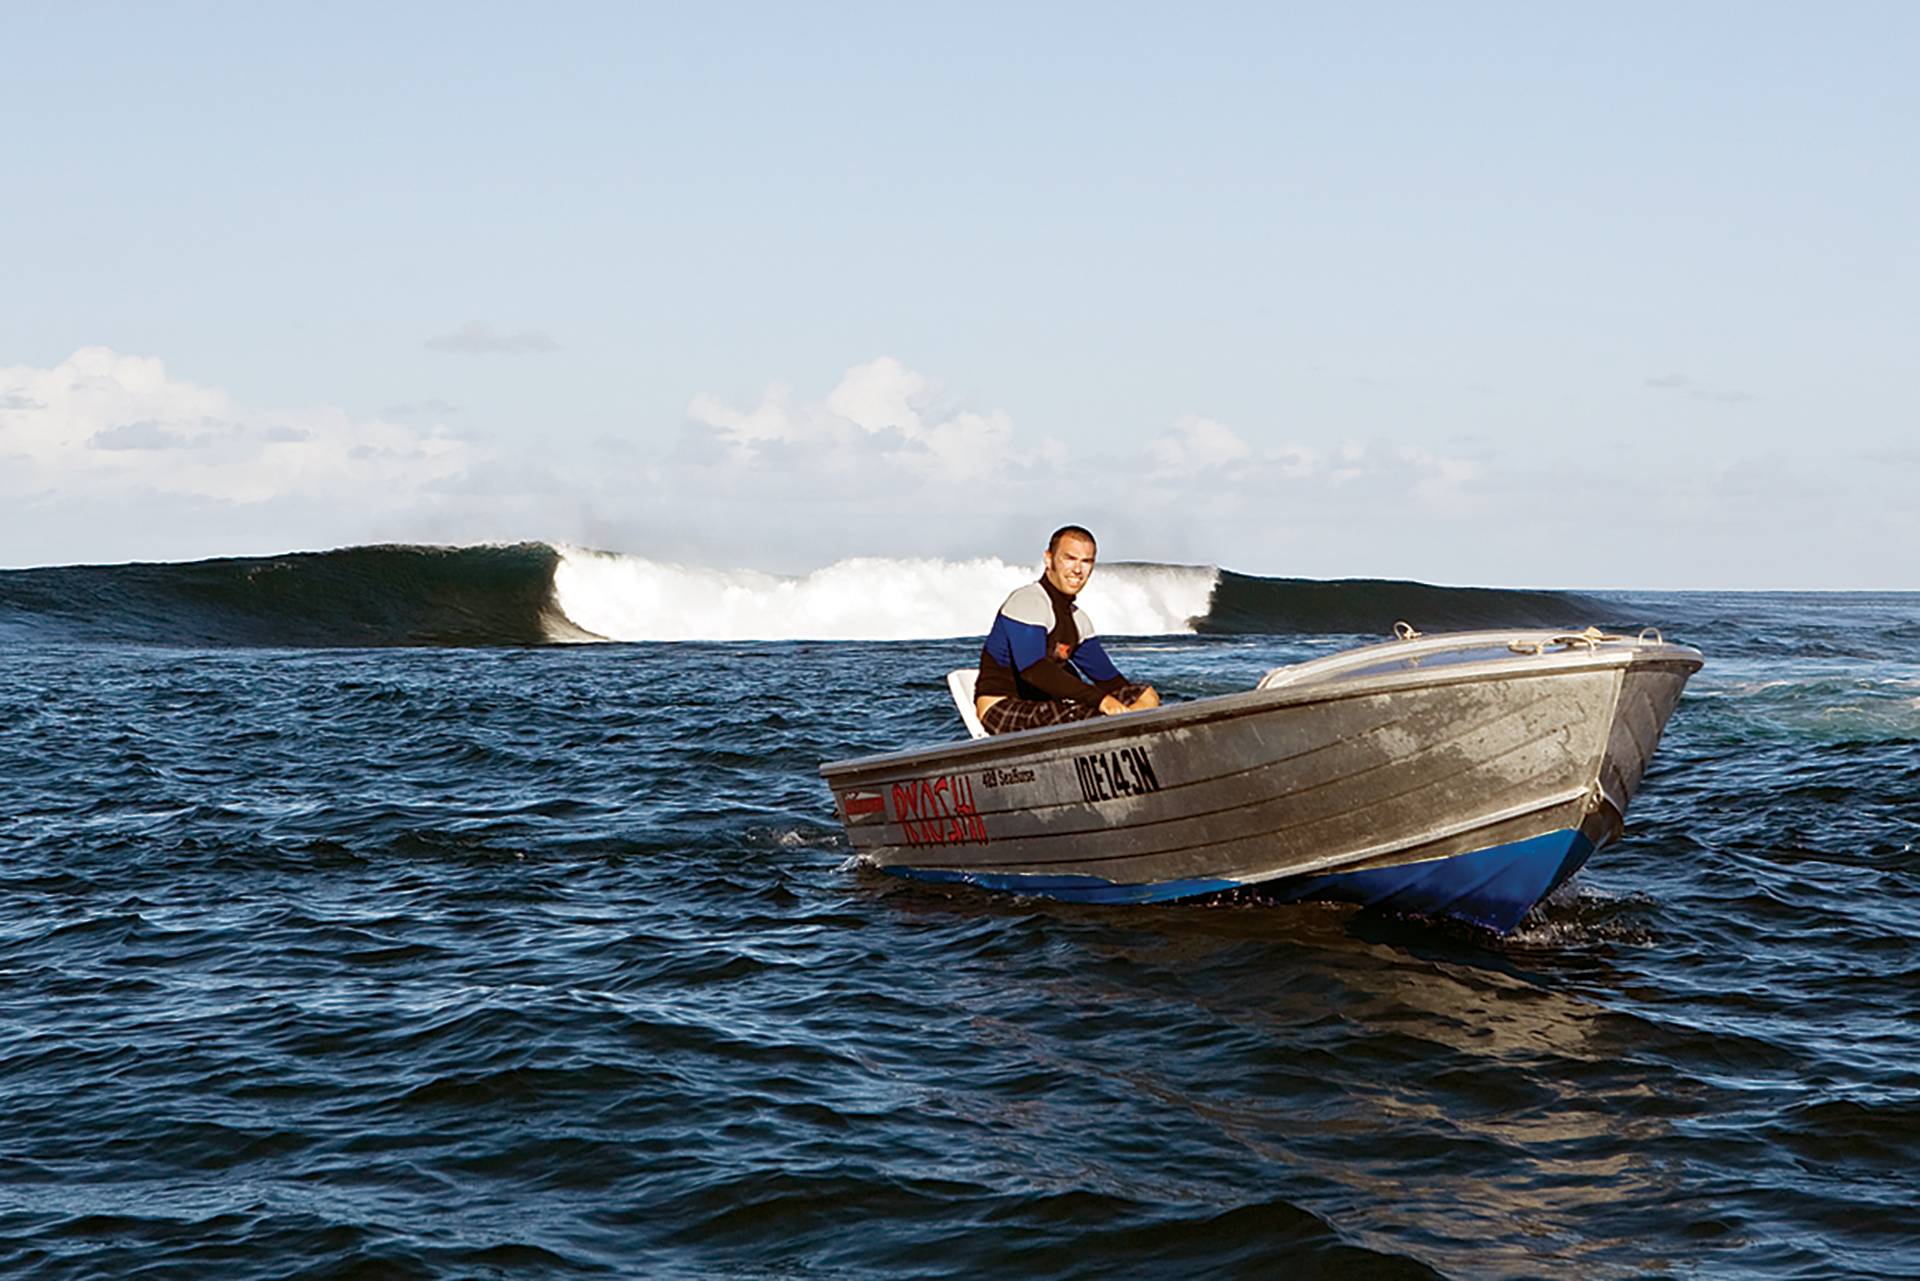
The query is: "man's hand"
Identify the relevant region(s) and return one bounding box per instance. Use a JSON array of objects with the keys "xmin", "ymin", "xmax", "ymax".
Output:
[
  {"xmin": 1098, "ymin": 694, "xmax": 1129, "ymax": 716},
  {"xmin": 1128, "ymin": 686, "xmax": 1160, "ymax": 711}
]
